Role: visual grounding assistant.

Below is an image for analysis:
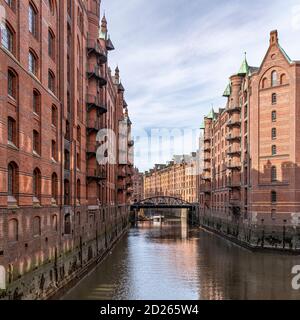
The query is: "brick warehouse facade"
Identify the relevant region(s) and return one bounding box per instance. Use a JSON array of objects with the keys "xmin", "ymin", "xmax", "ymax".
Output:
[
  {"xmin": 199, "ymin": 31, "xmax": 300, "ymax": 249},
  {"xmin": 144, "ymin": 154, "xmax": 198, "ymax": 204},
  {"xmin": 0, "ymin": 0, "xmax": 134, "ymax": 299}
]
